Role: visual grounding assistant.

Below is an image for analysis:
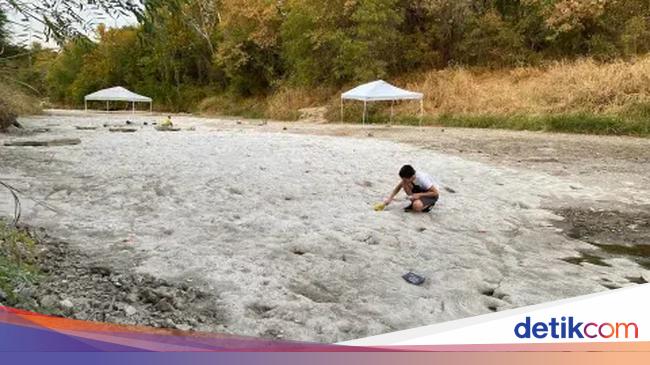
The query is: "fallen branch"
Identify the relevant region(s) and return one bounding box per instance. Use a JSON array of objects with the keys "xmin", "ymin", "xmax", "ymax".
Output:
[{"xmin": 0, "ymin": 180, "xmax": 21, "ymax": 227}]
